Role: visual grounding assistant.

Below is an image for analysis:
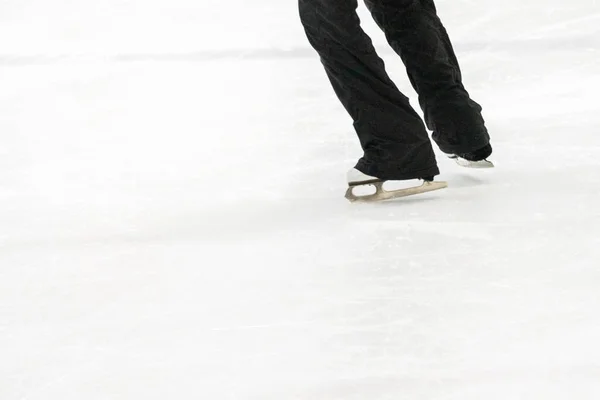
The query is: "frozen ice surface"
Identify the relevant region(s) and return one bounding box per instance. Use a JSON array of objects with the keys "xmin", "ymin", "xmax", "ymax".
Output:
[{"xmin": 1, "ymin": 1, "xmax": 600, "ymax": 399}]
